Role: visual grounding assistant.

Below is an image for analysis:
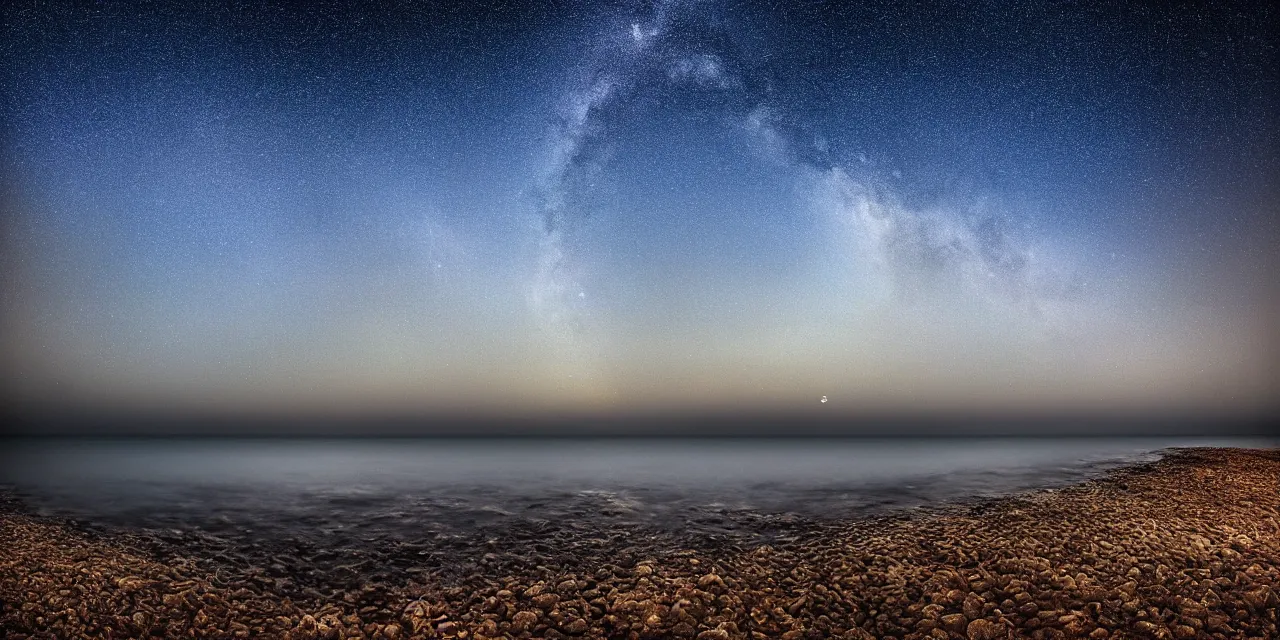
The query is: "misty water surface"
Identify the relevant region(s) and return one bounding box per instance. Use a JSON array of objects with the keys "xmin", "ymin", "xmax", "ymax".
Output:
[{"xmin": 2, "ymin": 438, "xmax": 1270, "ymax": 543}]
